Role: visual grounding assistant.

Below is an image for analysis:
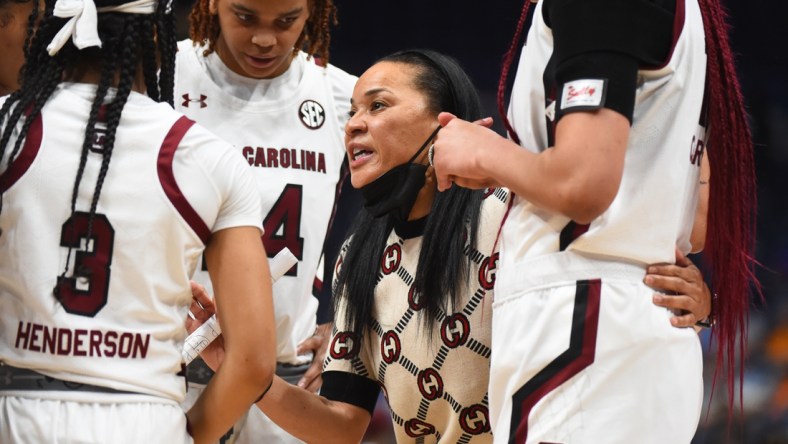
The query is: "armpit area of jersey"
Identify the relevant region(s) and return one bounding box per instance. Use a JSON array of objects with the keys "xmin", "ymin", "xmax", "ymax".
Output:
[{"xmin": 320, "ymin": 370, "xmax": 380, "ymax": 414}]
